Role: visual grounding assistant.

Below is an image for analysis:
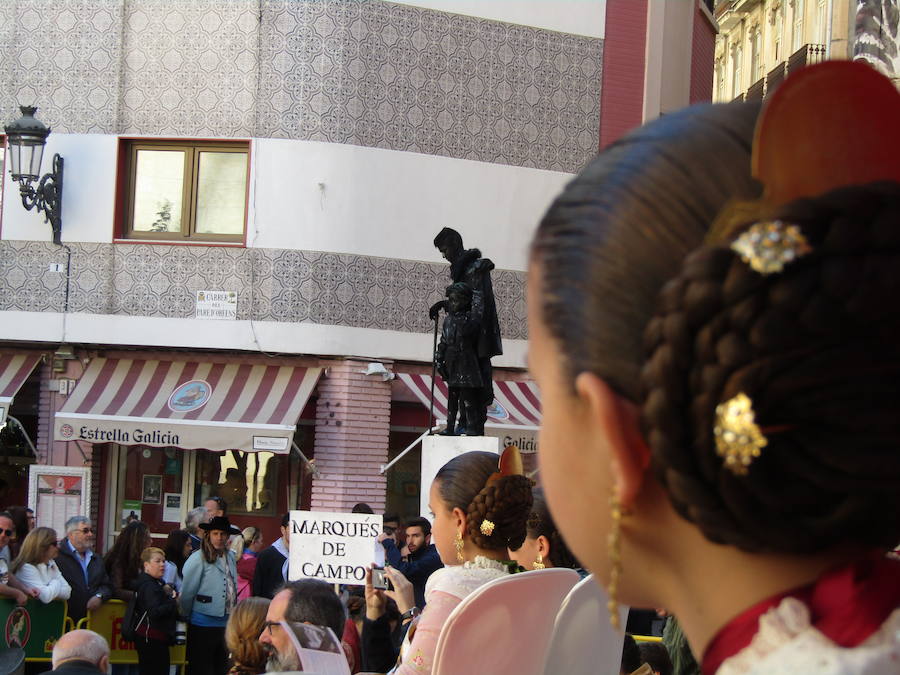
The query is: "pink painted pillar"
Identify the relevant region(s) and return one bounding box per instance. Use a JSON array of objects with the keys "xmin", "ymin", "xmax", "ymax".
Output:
[{"xmin": 310, "ymin": 359, "xmax": 391, "ymax": 512}]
